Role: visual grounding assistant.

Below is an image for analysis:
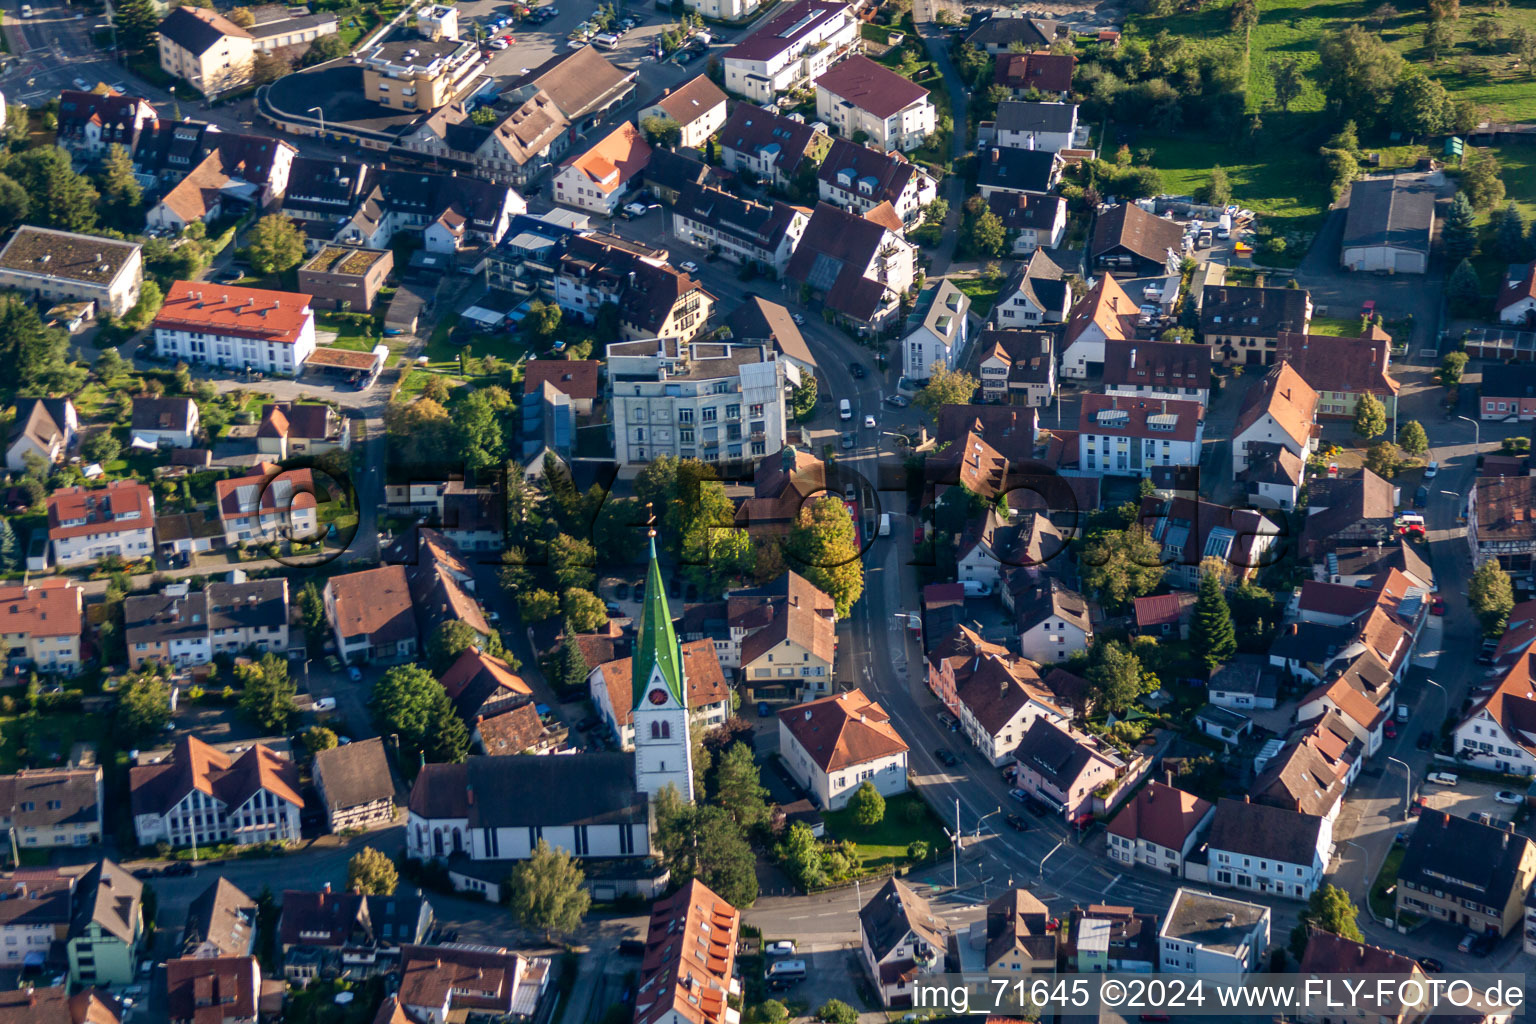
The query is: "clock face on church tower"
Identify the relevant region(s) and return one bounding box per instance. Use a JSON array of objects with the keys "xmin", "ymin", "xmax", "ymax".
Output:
[{"xmin": 648, "ymin": 688, "xmax": 669, "ymax": 705}]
